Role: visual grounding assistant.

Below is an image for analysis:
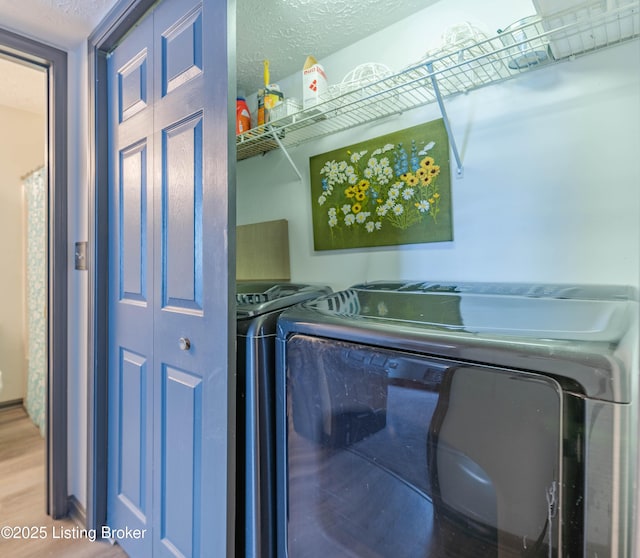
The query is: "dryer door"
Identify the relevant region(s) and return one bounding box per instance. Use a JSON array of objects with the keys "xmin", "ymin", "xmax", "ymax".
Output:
[{"xmin": 281, "ymin": 334, "xmax": 578, "ymax": 558}]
